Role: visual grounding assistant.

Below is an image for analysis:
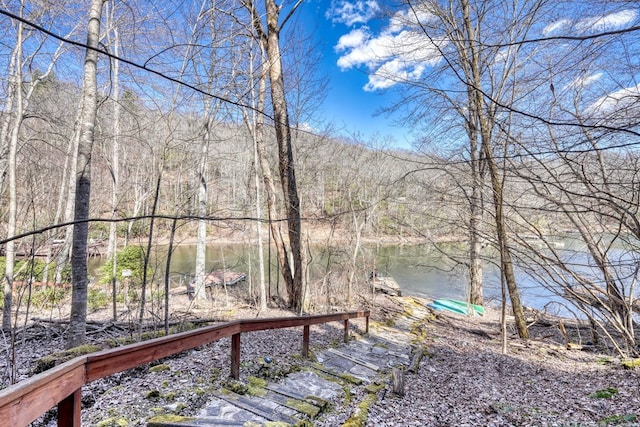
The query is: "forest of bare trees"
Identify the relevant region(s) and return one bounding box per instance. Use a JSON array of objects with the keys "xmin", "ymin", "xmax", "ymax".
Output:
[{"xmin": 1, "ymin": 0, "xmax": 640, "ymax": 359}]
